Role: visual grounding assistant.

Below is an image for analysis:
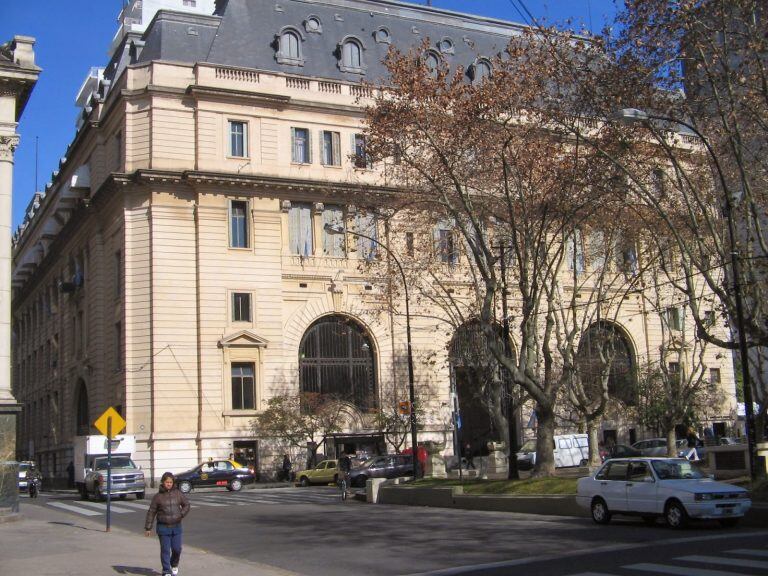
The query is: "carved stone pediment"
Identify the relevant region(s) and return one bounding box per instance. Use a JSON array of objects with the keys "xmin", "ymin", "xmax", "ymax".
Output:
[{"xmin": 218, "ymin": 330, "xmax": 269, "ymax": 349}]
